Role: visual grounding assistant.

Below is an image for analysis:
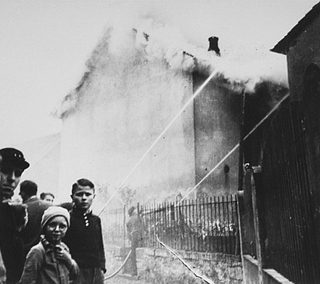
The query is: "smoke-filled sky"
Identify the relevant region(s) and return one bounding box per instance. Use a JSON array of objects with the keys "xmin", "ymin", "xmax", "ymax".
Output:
[{"xmin": 0, "ymin": 0, "xmax": 318, "ymax": 147}]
